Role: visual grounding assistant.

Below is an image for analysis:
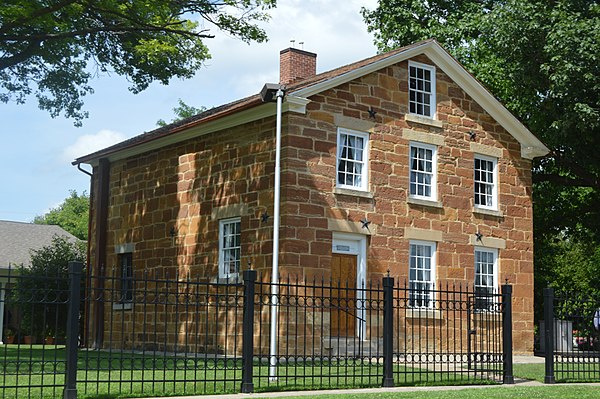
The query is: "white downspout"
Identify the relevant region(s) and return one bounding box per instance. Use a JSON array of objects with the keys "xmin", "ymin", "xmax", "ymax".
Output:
[{"xmin": 268, "ymin": 88, "xmax": 284, "ymax": 381}]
